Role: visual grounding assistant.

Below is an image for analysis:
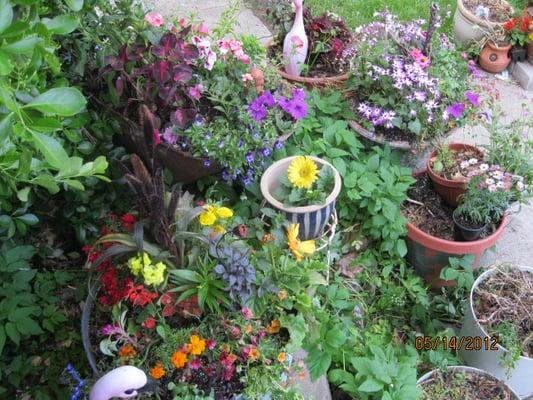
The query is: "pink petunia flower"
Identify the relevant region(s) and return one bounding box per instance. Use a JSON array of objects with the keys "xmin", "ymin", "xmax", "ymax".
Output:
[
  {"xmin": 242, "ymin": 73, "xmax": 254, "ymax": 82},
  {"xmin": 188, "ymin": 83, "xmax": 204, "ymax": 100},
  {"xmin": 144, "ymin": 12, "xmax": 164, "ymax": 27},
  {"xmin": 197, "ymin": 22, "xmax": 209, "ymax": 34},
  {"xmin": 241, "ymin": 307, "xmax": 253, "ymax": 320}
]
